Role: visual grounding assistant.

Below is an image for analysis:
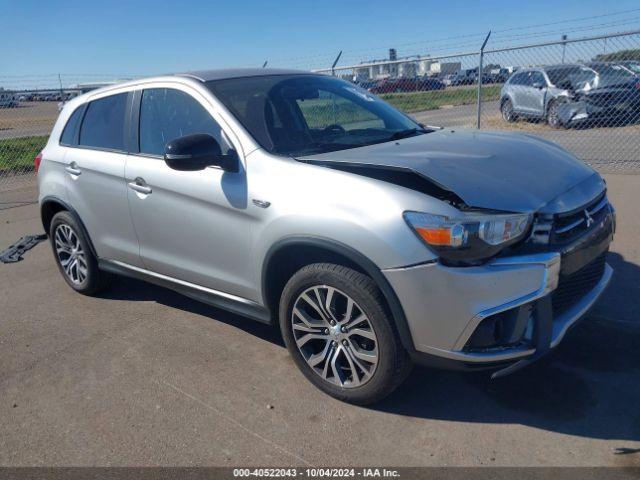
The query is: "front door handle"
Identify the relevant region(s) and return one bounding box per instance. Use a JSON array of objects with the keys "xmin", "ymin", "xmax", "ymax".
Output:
[
  {"xmin": 128, "ymin": 177, "xmax": 152, "ymax": 195},
  {"xmin": 65, "ymin": 161, "xmax": 81, "ymax": 176}
]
